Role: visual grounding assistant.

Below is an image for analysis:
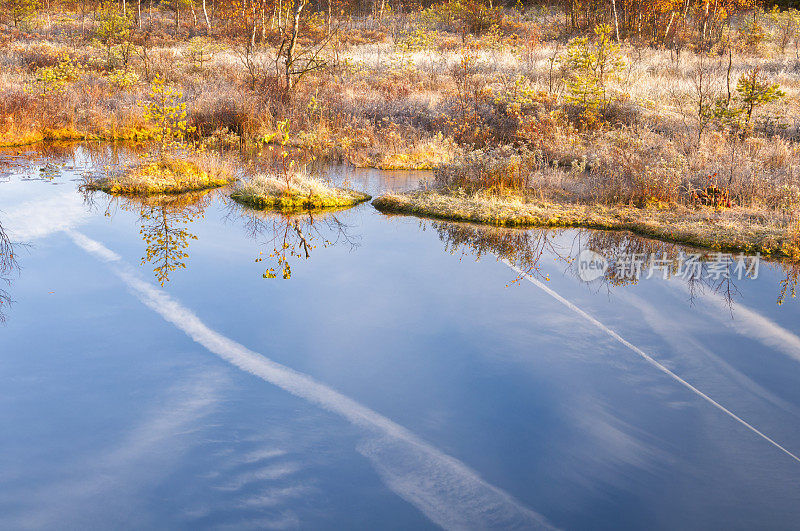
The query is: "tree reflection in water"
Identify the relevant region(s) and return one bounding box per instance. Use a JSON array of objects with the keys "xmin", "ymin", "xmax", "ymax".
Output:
[
  {"xmin": 232, "ymin": 205, "xmax": 359, "ymax": 279},
  {"xmin": 581, "ymin": 231, "xmax": 743, "ymax": 308},
  {"xmin": 86, "ymin": 190, "xmax": 213, "ymax": 285},
  {"xmin": 0, "ymin": 218, "xmax": 18, "ymax": 323},
  {"xmin": 429, "ymin": 220, "xmax": 800, "ymax": 308},
  {"xmin": 778, "ymin": 262, "xmax": 799, "ymax": 306},
  {"xmin": 430, "ymin": 220, "xmax": 567, "ymax": 284},
  {"xmin": 135, "ymin": 195, "xmax": 210, "ymax": 285}
]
